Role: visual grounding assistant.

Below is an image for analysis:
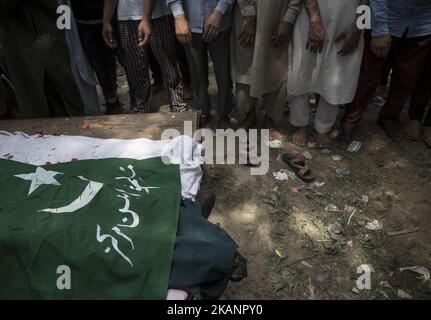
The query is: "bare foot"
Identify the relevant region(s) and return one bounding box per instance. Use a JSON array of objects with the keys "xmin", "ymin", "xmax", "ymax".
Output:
[
  {"xmin": 269, "ymin": 129, "xmax": 282, "ymax": 141},
  {"xmin": 423, "ymin": 126, "xmax": 431, "ymax": 148},
  {"xmin": 315, "ymin": 132, "xmax": 331, "ymax": 149},
  {"xmin": 291, "ymin": 127, "xmax": 308, "ymax": 147},
  {"xmin": 403, "ymin": 120, "xmax": 421, "ymax": 141}
]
